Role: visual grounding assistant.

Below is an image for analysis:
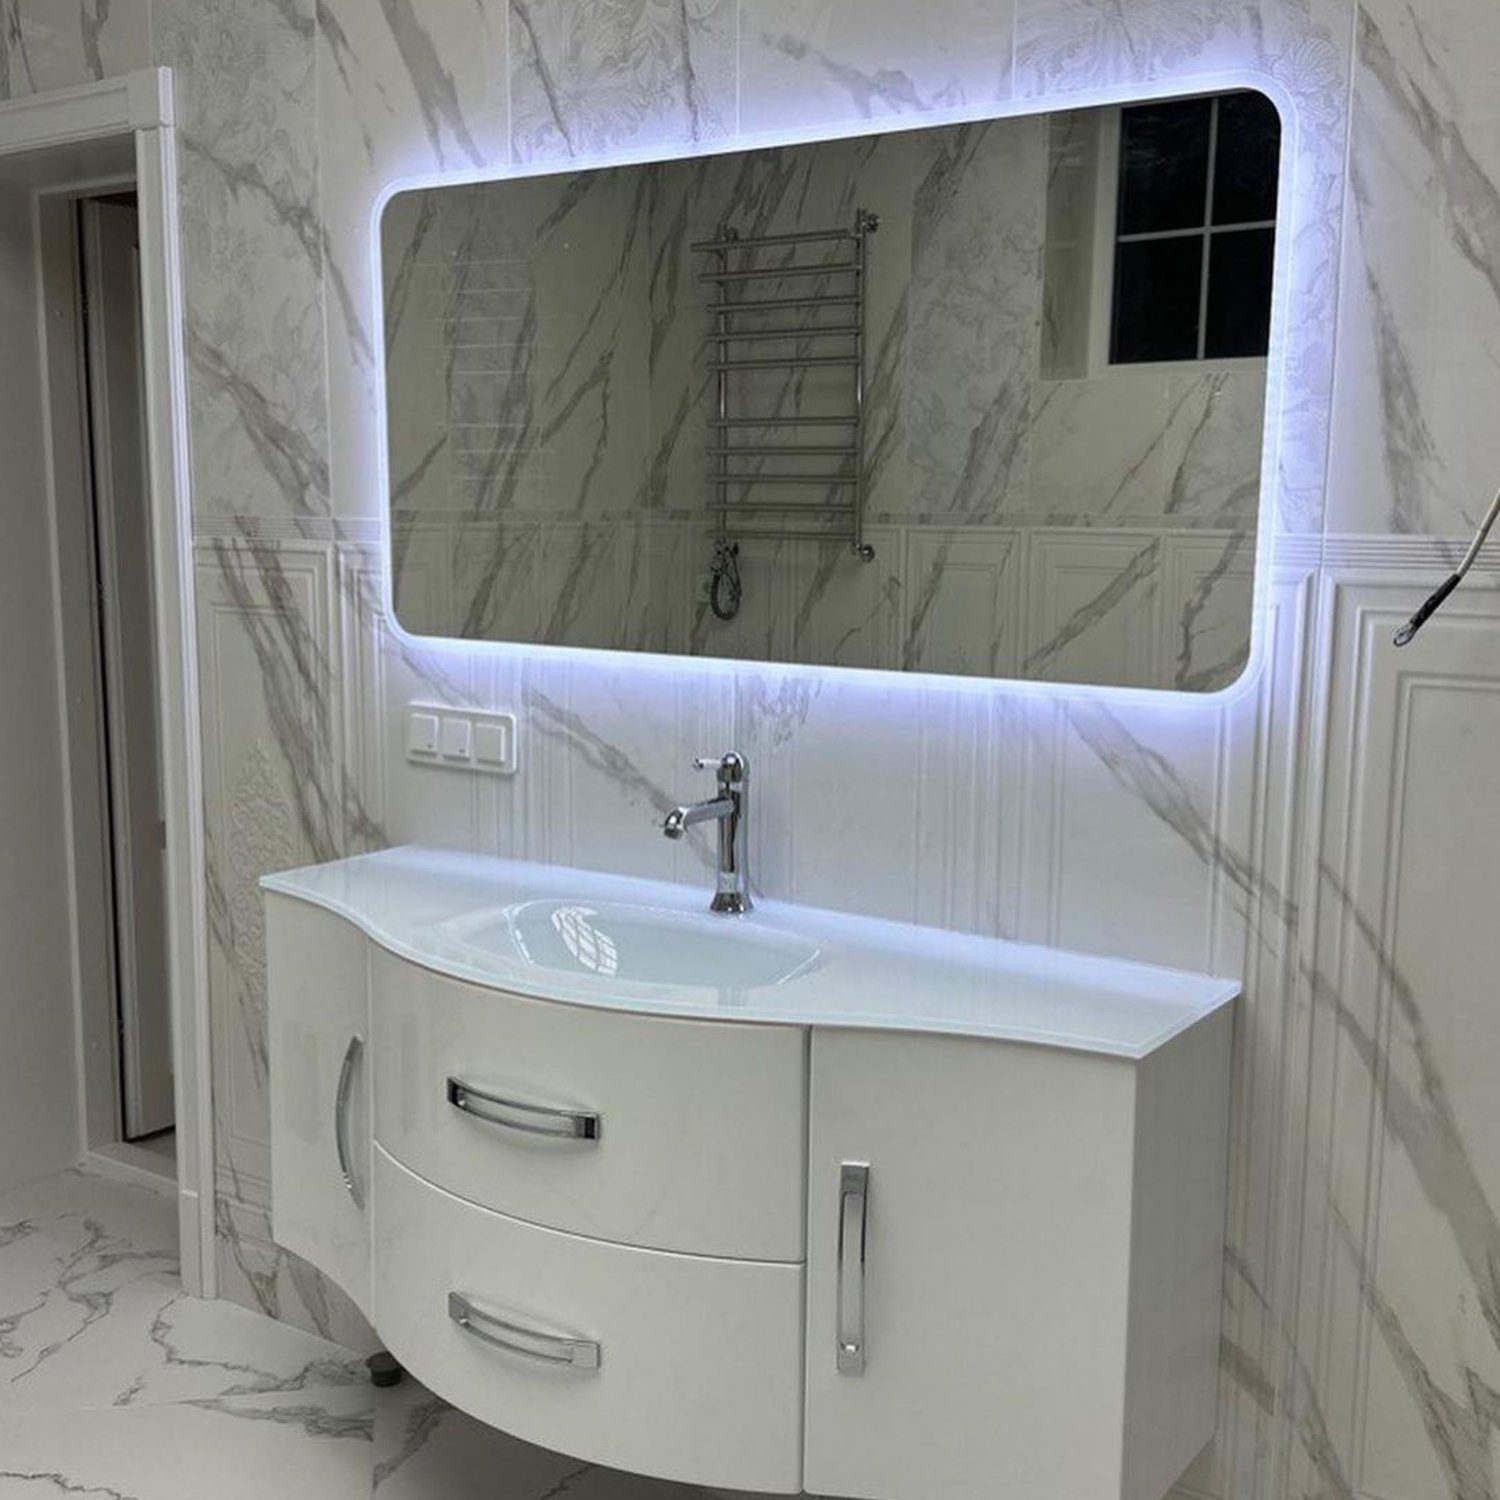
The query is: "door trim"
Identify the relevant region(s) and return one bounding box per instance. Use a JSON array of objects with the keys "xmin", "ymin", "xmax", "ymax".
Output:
[{"xmin": 10, "ymin": 70, "xmax": 214, "ymax": 1296}]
